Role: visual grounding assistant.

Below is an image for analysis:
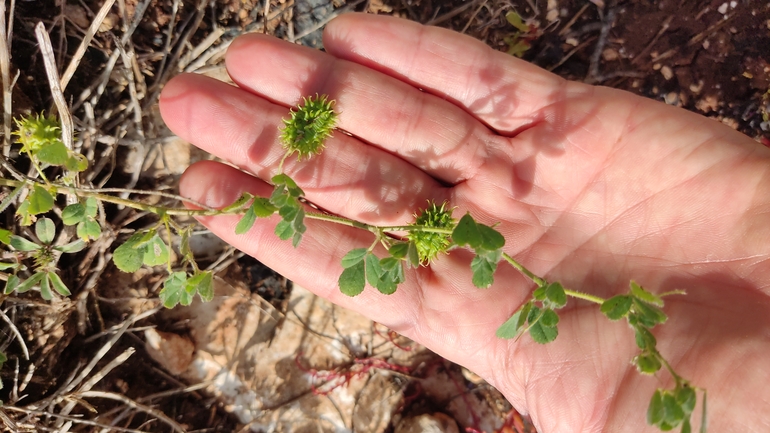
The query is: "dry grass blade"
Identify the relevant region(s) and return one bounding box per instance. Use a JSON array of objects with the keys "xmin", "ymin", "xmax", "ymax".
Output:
[
  {"xmin": 77, "ymin": 391, "xmax": 186, "ymax": 433},
  {"xmin": 4, "ymin": 406, "xmax": 151, "ymax": 432},
  {"xmin": 33, "ymin": 22, "xmax": 74, "ymax": 152},
  {"xmin": 60, "ymin": 0, "xmax": 117, "ymax": 92},
  {"xmin": 0, "ymin": 0, "xmax": 11, "ymax": 156},
  {"xmin": 0, "ymin": 307, "xmax": 29, "ymax": 360}
]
